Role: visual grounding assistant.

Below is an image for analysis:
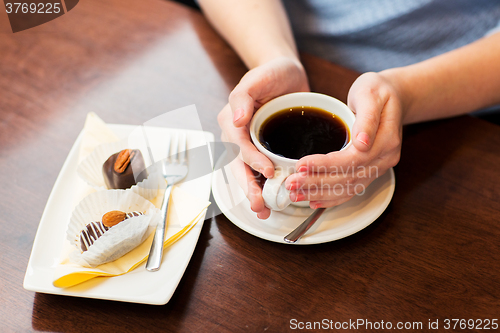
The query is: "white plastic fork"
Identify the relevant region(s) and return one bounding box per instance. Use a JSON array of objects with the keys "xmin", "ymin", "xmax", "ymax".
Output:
[{"xmin": 146, "ymin": 132, "xmax": 188, "ymax": 272}]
